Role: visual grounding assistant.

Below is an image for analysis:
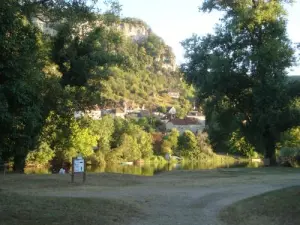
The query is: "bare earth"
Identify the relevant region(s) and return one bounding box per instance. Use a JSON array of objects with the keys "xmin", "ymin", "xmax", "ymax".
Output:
[{"xmin": 2, "ymin": 168, "xmax": 300, "ymax": 225}]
